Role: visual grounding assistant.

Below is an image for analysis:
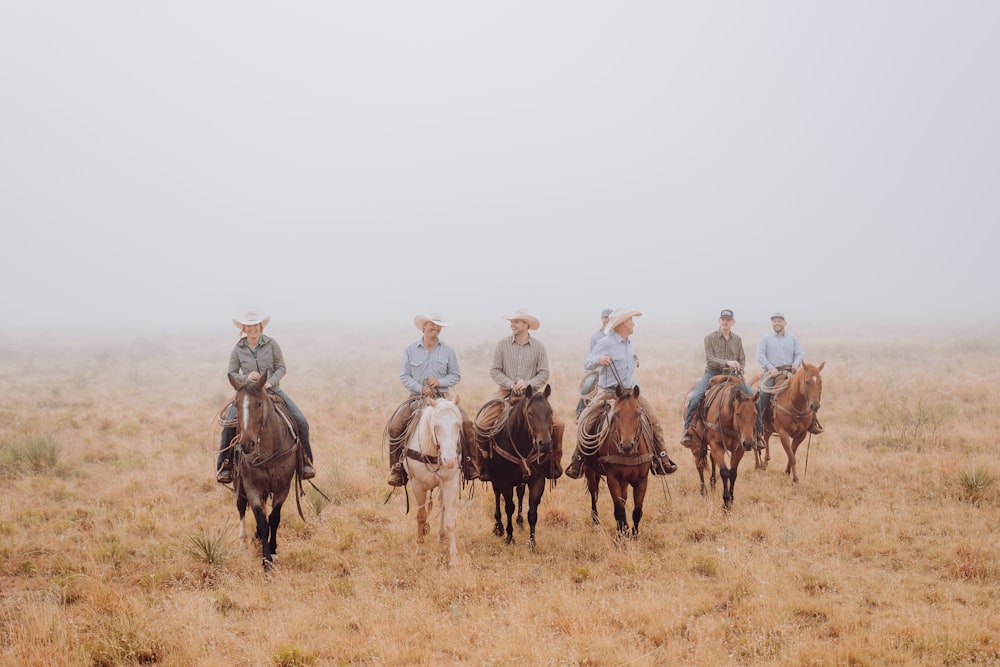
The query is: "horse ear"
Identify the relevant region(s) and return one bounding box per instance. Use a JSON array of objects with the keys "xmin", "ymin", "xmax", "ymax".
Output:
[
  {"xmin": 427, "ymin": 397, "xmax": 438, "ymax": 407},
  {"xmin": 453, "ymin": 394, "xmax": 461, "ymax": 406},
  {"xmin": 632, "ymin": 385, "xmax": 640, "ymax": 399},
  {"xmin": 817, "ymin": 361, "xmax": 825, "ymax": 372},
  {"xmin": 255, "ymin": 371, "xmax": 268, "ymax": 390},
  {"xmin": 543, "ymin": 384, "xmax": 551, "ymax": 398},
  {"xmin": 524, "ymin": 385, "xmax": 534, "ymax": 398}
]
